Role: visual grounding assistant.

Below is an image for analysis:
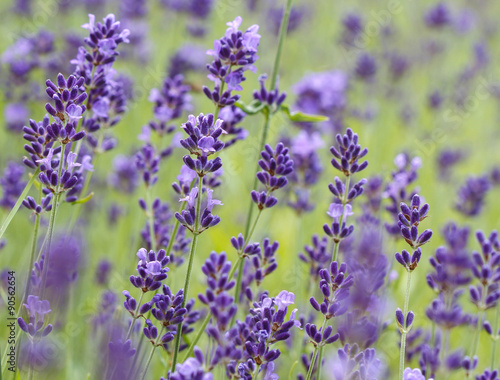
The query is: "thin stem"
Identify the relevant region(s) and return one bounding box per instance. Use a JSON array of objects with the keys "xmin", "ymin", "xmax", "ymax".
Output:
[
  {"xmin": 181, "ymin": 312, "xmax": 211, "ymax": 362},
  {"xmin": 332, "ymin": 176, "xmax": 351, "ymax": 262},
  {"xmin": 181, "ymin": 256, "xmax": 244, "ymax": 363},
  {"xmin": 253, "ymin": 363, "xmax": 261, "ymax": 379},
  {"xmin": 0, "ymin": 168, "xmax": 40, "ymax": 240},
  {"xmin": 232, "ymin": 210, "xmax": 263, "ymax": 326},
  {"xmin": 471, "ymin": 310, "xmax": 483, "ymax": 358},
  {"xmin": 21, "ymin": 185, "xmax": 43, "ymax": 306},
  {"xmin": 39, "ymin": 193, "xmax": 61, "ymax": 299},
  {"xmin": 235, "ymin": 0, "xmax": 293, "ymax": 305},
  {"xmin": 399, "ymin": 270, "xmax": 412, "ymax": 380},
  {"xmin": 235, "ymin": 113, "xmax": 271, "ymax": 303},
  {"xmin": 67, "ymin": 148, "xmax": 102, "ymax": 232},
  {"xmin": 140, "ymin": 345, "xmax": 156, "ymax": 380},
  {"xmin": 305, "ymin": 318, "xmax": 327, "ymax": 380},
  {"xmin": 305, "ymin": 347, "xmax": 319, "ymax": 380},
  {"xmin": 140, "ymin": 327, "xmax": 165, "ymax": 380},
  {"xmin": 126, "ymin": 291, "xmax": 145, "ymax": 340},
  {"xmin": 146, "ymin": 186, "xmax": 157, "ymax": 252},
  {"xmin": 213, "ymin": 81, "xmax": 225, "ymax": 121},
  {"xmin": 492, "ymin": 301, "xmax": 500, "ymax": 369},
  {"xmin": 165, "ymin": 217, "xmax": 181, "ymax": 257},
  {"xmin": 316, "ymin": 346, "xmax": 324, "ymax": 380},
  {"xmin": 270, "ymin": 0, "xmax": 293, "ymax": 89},
  {"xmin": 171, "ymin": 178, "xmax": 204, "ymax": 371},
  {"xmin": 40, "ymin": 143, "xmax": 67, "ymax": 298}
]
